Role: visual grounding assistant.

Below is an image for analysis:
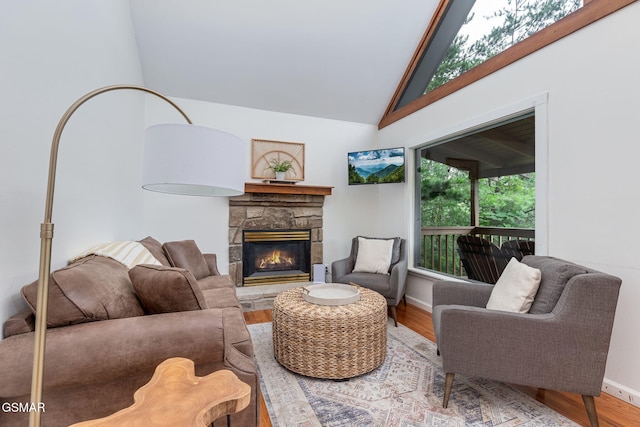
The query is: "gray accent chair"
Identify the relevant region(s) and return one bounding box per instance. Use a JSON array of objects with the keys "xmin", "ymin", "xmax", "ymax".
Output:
[
  {"xmin": 432, "ymin": 255, "xmax": 621, "ymax": 427},
  {"xmin": 332, "ymin": 237, "xmax": 407, "ymax": 326}
]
